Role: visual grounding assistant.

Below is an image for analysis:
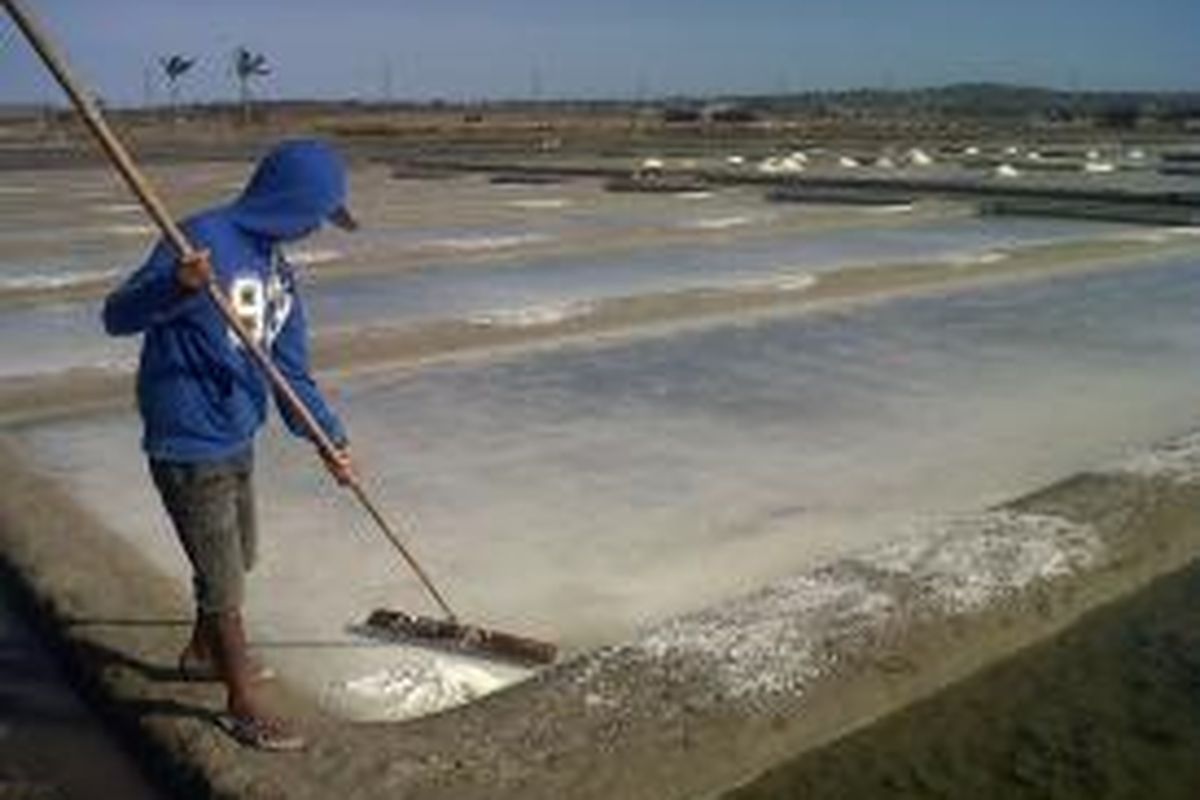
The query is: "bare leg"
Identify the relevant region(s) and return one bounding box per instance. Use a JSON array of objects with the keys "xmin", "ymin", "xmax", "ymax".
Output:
[
  {"xmin": 206, "ymin": 610, "xmax": 263, "ymax": 717},
  {"xmin": 204, "ymin": 610, "xmax": 303, "ymax": 749},
  {"xmin": 180, "ymin": 614, "xmax": 210, "ymax": 664},
  {"xmin": 180, "ymin": 614, "xmax": 273, "ymax": 682}
]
